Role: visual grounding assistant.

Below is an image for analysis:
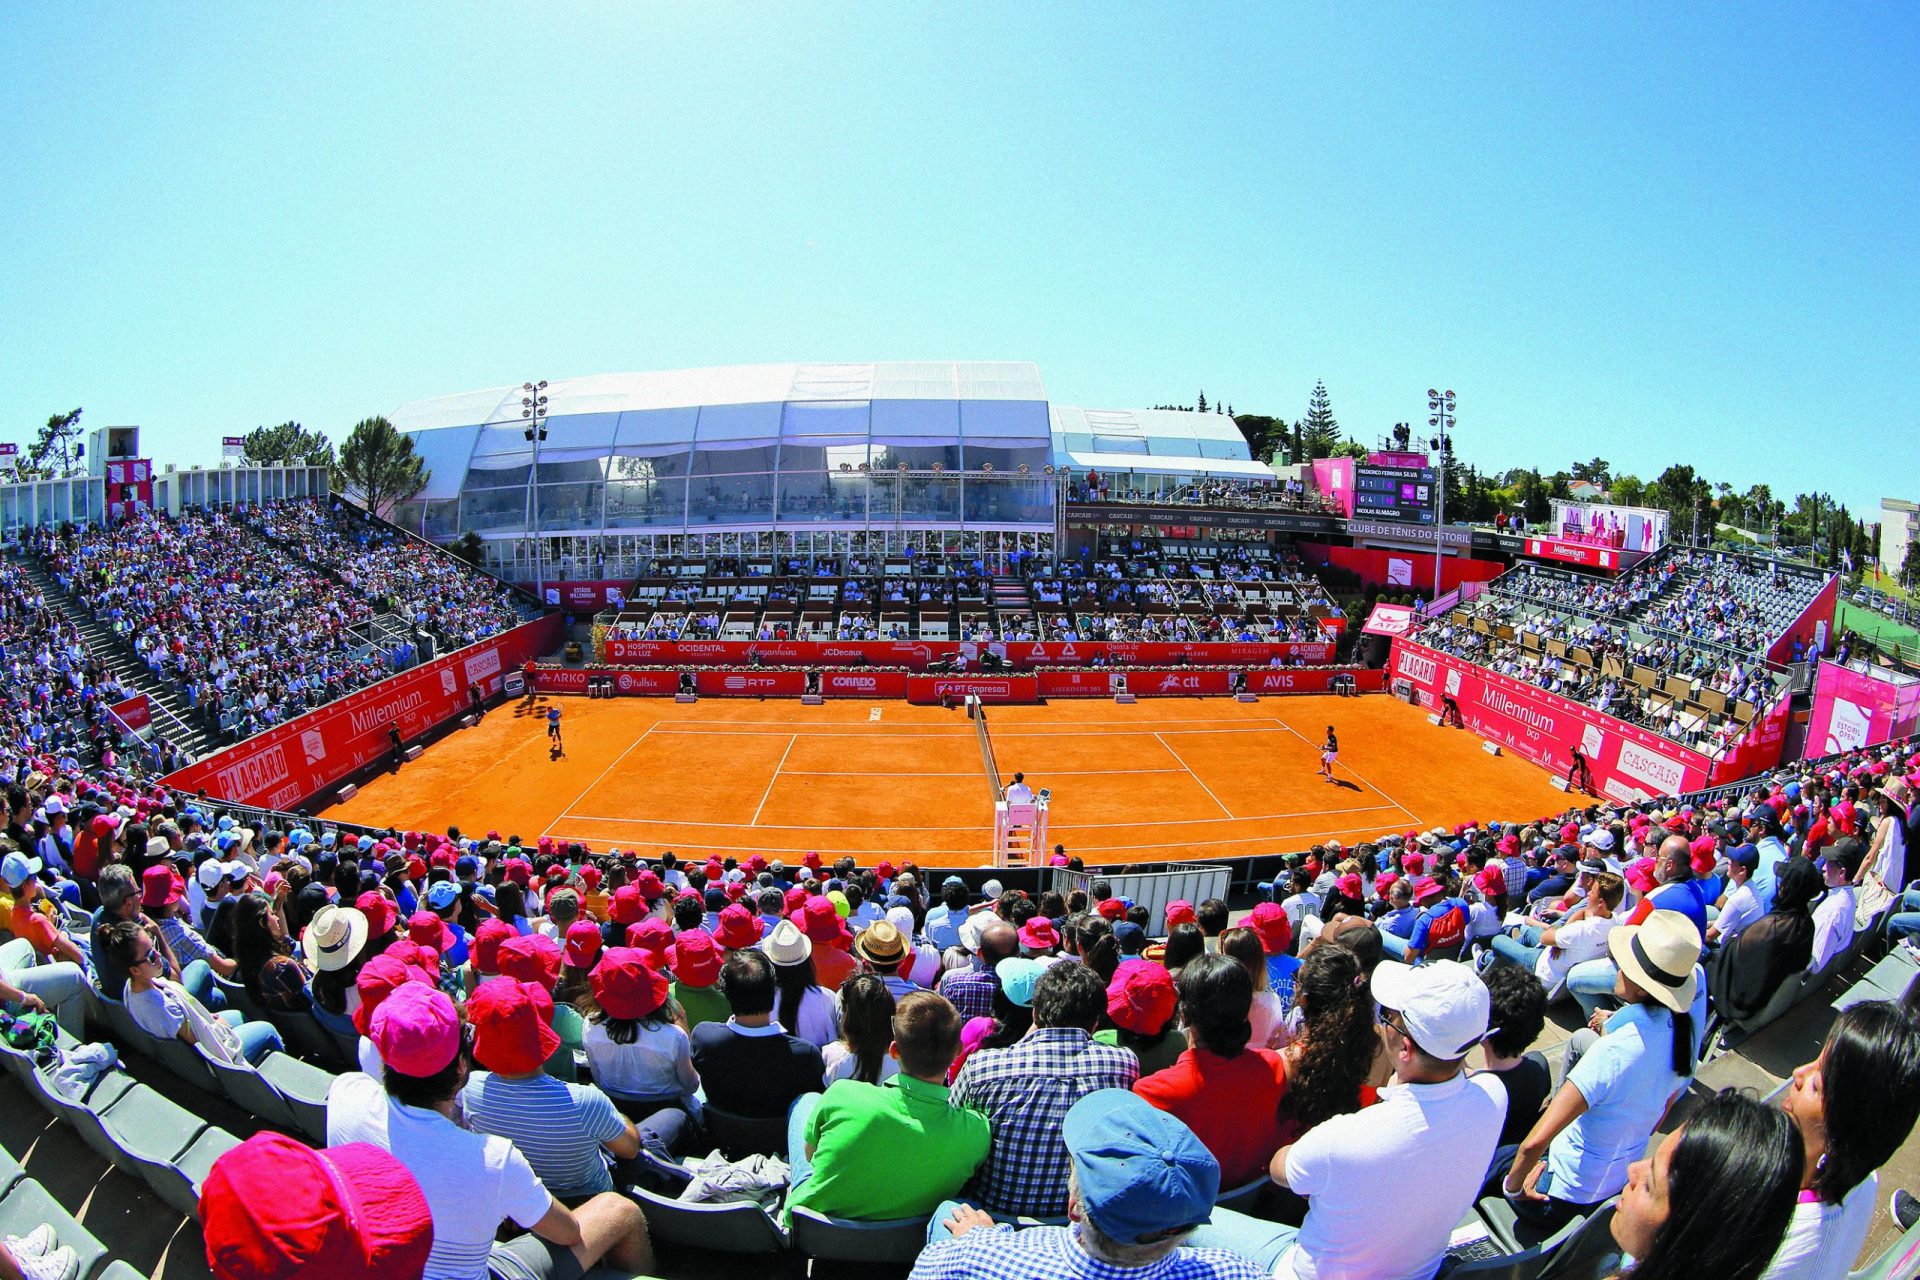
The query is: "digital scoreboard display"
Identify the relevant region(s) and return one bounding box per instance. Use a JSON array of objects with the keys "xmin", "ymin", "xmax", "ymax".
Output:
[{"xmin": 1352, "ymin": 465, "xmax": 1438, "ymax": 524}]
